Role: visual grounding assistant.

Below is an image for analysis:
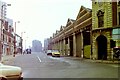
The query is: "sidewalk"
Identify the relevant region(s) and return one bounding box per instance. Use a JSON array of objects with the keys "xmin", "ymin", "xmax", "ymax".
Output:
[
  {"xmin": 63, "ymin": 56, "xmax": 120, "ymax": 64},
  {"xmin": 84, "ymin": 59, "xmax": 120, "ymax": 64},
  {"xmin": 1, "ymin": 54, "xmax": 20, "ymax": 65}
]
